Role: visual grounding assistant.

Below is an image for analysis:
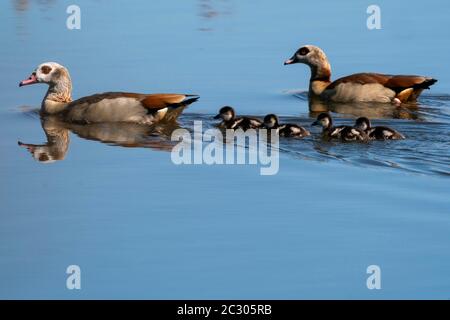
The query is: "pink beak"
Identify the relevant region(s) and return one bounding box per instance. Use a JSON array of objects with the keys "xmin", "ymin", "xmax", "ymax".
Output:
[
  {"xmin": 19, "ymin": 74, "xmax": 38, "ymax": 87},
  {"xmin": 284, "ymin": 59, "xmax": 295, "ymax": 65}
]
